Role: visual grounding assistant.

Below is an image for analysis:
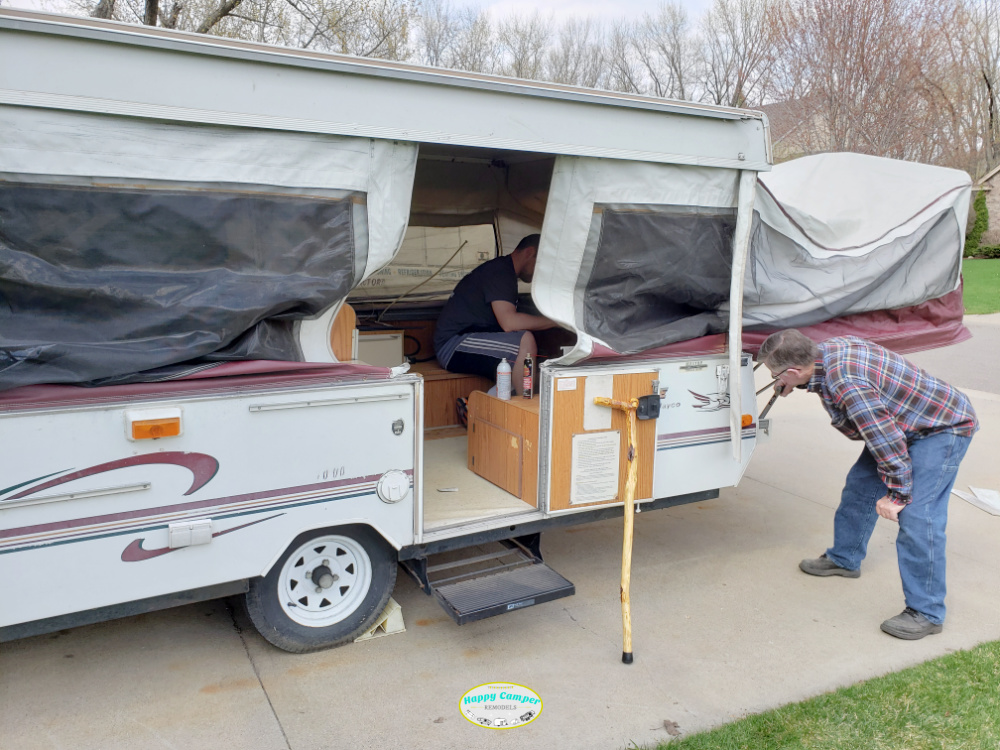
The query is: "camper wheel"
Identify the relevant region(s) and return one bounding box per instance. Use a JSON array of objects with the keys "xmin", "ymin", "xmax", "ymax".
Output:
[{"xmin": 245, "ymin": 525, "xmax": 396, "ymax": 653}]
